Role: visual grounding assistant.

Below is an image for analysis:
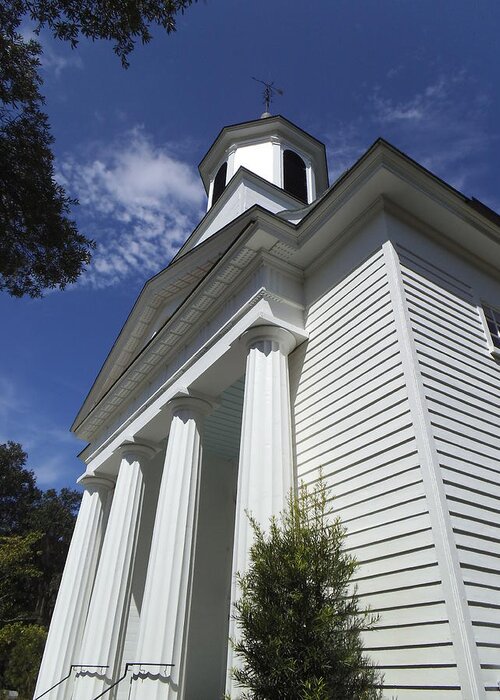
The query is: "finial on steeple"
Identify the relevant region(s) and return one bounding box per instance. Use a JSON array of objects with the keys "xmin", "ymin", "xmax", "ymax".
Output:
[{"xmin": 252, "ymin": 77, "xmax": 284, "ymax": 118}]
